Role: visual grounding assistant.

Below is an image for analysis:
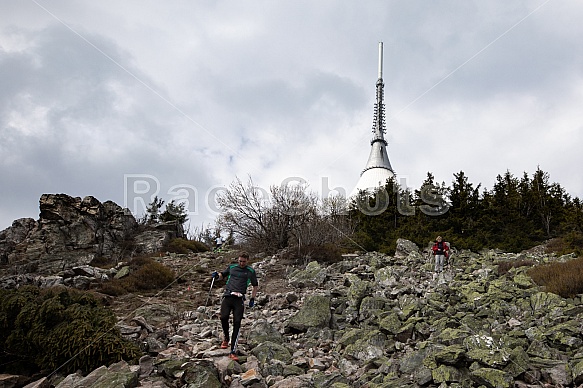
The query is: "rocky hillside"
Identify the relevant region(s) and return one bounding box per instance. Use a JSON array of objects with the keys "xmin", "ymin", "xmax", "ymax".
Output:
[{"xmin": 5, "ymin": 239, "xmax": 583, "ymax": 388}]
